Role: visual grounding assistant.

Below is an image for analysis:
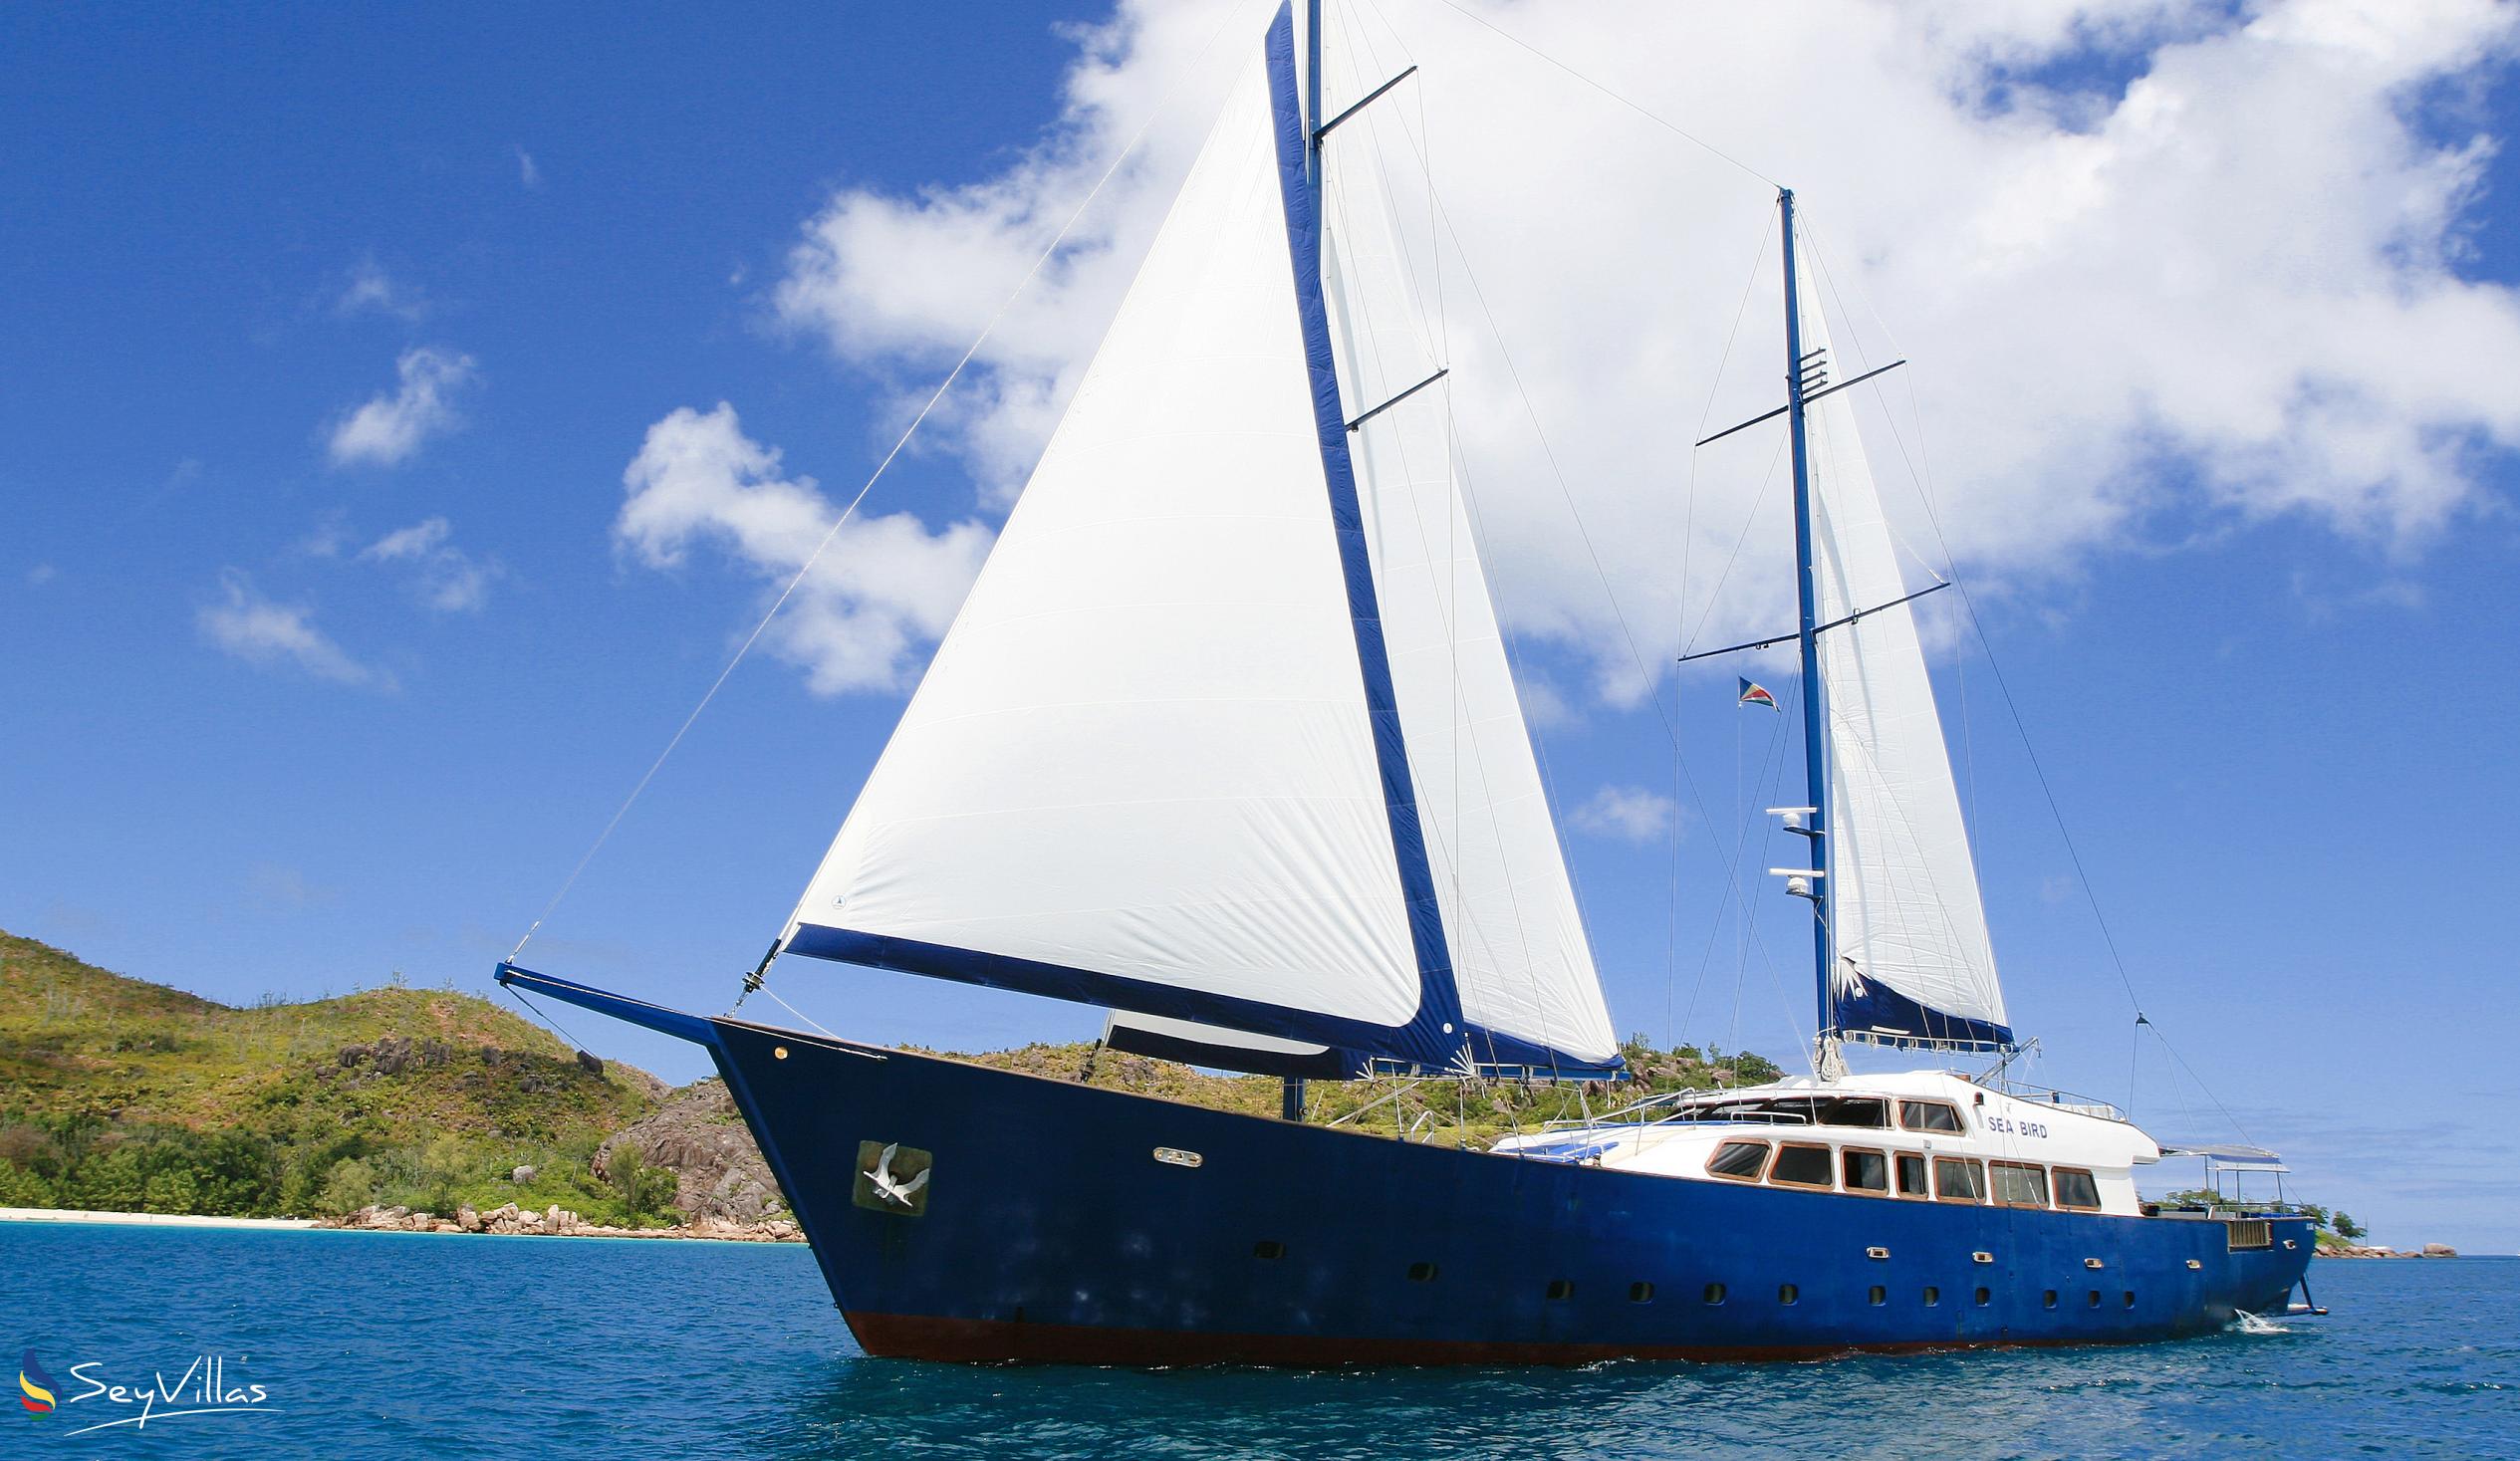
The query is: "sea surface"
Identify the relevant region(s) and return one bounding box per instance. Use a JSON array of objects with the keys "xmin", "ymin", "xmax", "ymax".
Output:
[{"xmin": 1, "ymin": 1223, "xmax": 2510, "ymax": 1459}]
